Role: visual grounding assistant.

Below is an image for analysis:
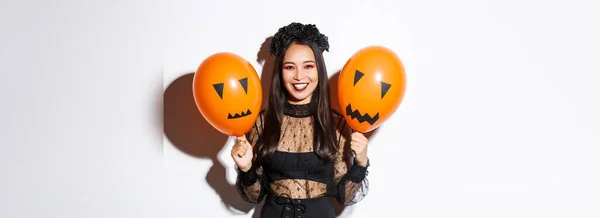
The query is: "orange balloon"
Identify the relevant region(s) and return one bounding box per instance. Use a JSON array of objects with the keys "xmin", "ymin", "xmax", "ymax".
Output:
[
  {"xmin": 338, "ymin": 46, "xmax": 407, "ymax": 133},
  {"xmin": 193, "ymin": 52, "xmax": 262, "ymax": 137}
]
